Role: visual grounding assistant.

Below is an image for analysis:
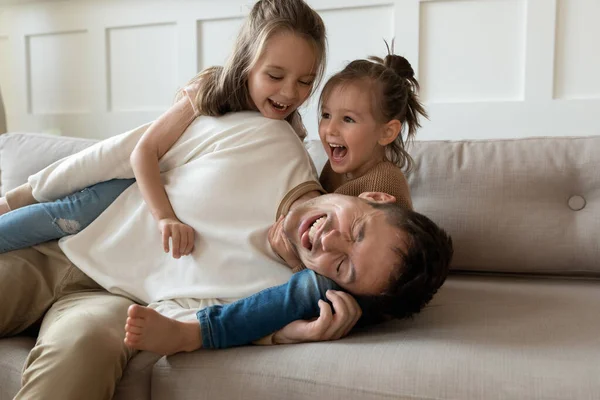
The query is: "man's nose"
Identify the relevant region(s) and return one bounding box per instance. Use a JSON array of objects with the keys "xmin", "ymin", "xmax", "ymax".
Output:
[{"xmin": 321, "ymin": 229, "xmax": 351, "ymax": 253}]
